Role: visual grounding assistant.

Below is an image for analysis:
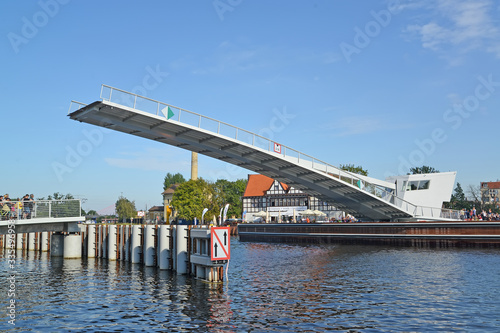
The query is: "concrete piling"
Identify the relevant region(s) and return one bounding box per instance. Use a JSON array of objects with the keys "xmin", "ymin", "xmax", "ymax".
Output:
[
  {"xmin": 2, "ymin": 224, "xmax": 228, "ymax": 283},
  {"xmin": 176, "ymin": 225, "xmax": 188, "ymax": 275},
  {"xmin": 63, "ymin": 234, "xmax": 81, "ymax": 259},
  {"xmin": 41, "ymin": 232, "xmax": 49, "ymax": 252},
  {"xmin": 108, "ymin": 224, "xmax": 117, "ymax": 260},
  {"xmin": 51, "ymin": 233, "xmax": 64, "ymax": 257},
  {"xmin": 144, "ymin": 225, "xmax": 156, "ymax": 267},
  {"xmin": 87, "ymin": 225, "xmax": 96, "ymax": 258},
  {"xmin": 131, "ymin": 224, "xmax": 142, "ymax": 264},
  {"xmin": 158, "ymin": 225, "xmax": 170, "ymax": 270}
]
